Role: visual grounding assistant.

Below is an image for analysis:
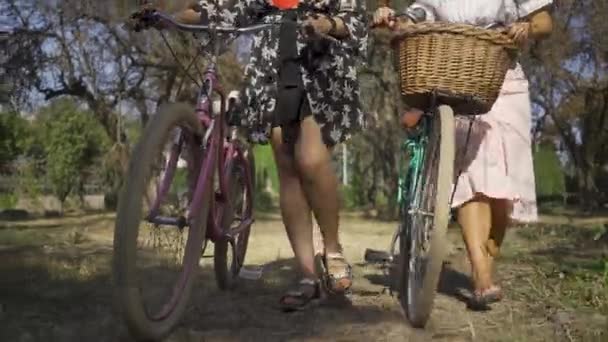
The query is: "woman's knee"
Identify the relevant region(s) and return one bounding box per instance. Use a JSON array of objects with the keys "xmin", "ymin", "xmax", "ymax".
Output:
[
  {"xmin": 295, "ymin": 148, "xmax": 329, "ymax": 181},
  {"xmin": 294, "ymin": 117, "xmax": 331, "ymax": 180}
]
